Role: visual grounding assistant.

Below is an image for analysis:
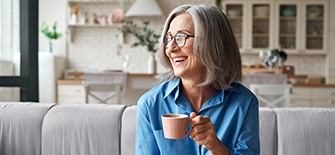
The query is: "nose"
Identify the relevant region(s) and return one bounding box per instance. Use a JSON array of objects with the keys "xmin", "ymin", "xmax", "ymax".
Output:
[
  {"xmin": 165, "ymin": 39, "xmax": 179, "ymax": 51},
  {"xmin": 166, "ymin": 42, "xmax": 179, "ymax": 53}
]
